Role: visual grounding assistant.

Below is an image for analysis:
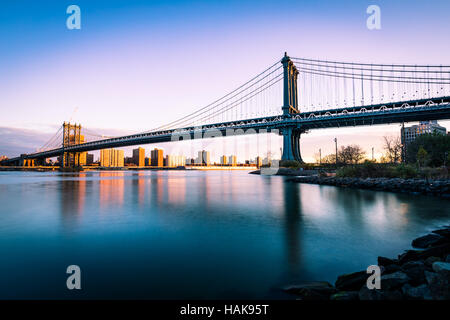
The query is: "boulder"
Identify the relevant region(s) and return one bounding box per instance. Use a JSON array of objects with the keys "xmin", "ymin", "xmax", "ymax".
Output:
[
  {"xmin": 412, "ymin": 233, "xmax": 446, "ymax": 249},
  {"xmin": 398, "ymin": 243, "xmax": 450, "ymax": 264},
  {"xmin": 432, "ymin": 228, "xmax": 450, "ymax": 239},
  {"xmin": 432, "ymin": 261, "xmax": 450, "ymax": 276},
  {"xmin": 358, "ymin": 287, "xmax": 403, "ymax": 300},
  {"xmin": 283, "ymin": 281, "xmax": 336, "ymax": 300},
  {"xmin": 335, "ymin": 271, "xmax": 367, "ymax": 291},
  {"xmin": 377, "ymin": 256, "xmax": 397, "ymax": 267},
  {"xmin": 401, "ymin": 283, "xmax": 432, "ymax": 300},
  {"xmin": 401, "ymin": 261, "xmax": 426, "ymax": 286},
  {"xmin": 424, "ymin": 256, "xmax": 441, "ymax": 267},
  {"xmin": 381, "ymin": 271, "xmax": 410, "ymax": 290},
  {"xmin": 381, "ymin": 264, "xmax": 401, "ymax": 275},
  {"xmin": 330, "ymin": 291, "xmax": 359, "ymax": 301},
  {"xmin": 425, "ymin": 270, "xmax": 450, "ymax": 300}
]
